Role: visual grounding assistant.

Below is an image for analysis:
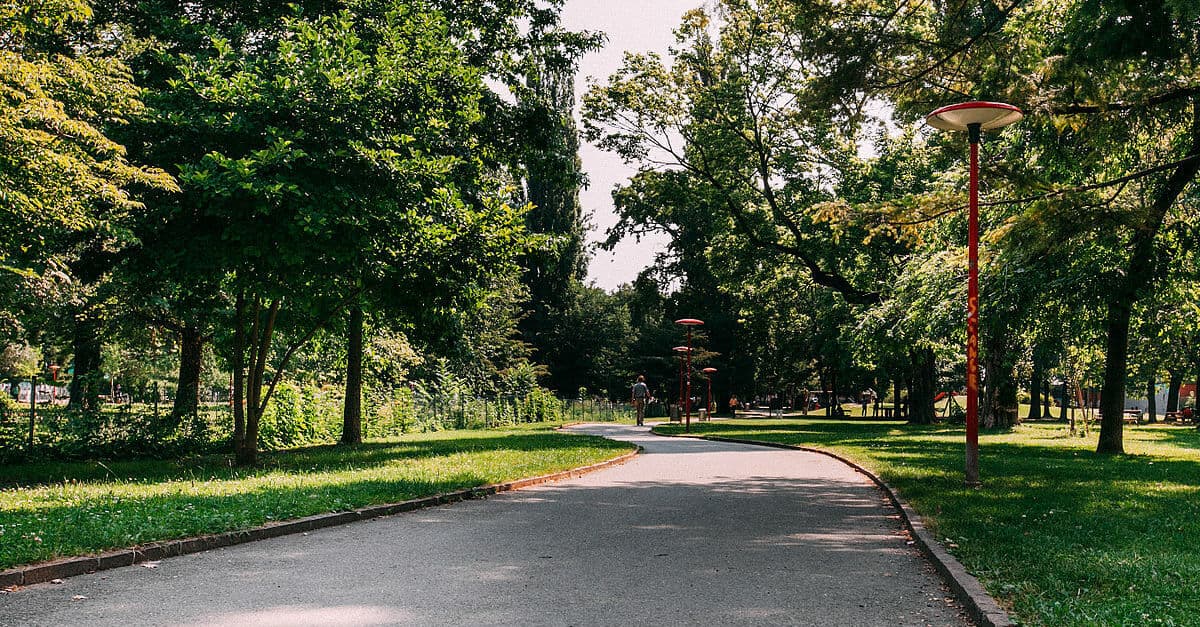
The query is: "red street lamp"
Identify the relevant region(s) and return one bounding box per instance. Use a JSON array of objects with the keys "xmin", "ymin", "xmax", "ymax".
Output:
[
  {"xmin": 673, "ymin": 346, "xmax": 692, "ymax": 425},
  {"xmin": 47, "ymin": 364, "xmax": 60, "ymax": 403},
  {"xmin": 675, "ymin": 318, "xmax": 704, "ymax": 432},
  {"xmin": 926, "ymin": 101, "xmax": 1023, "ymax": 487},
  {"xmin": 702, "ymin": 367, "xmax": 717, "ymax": 420}
]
